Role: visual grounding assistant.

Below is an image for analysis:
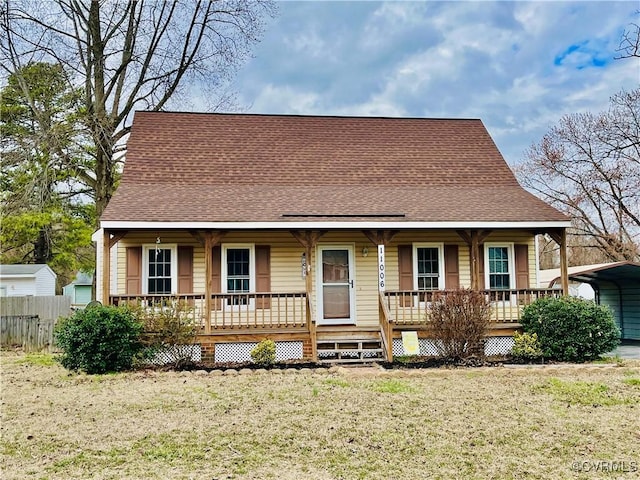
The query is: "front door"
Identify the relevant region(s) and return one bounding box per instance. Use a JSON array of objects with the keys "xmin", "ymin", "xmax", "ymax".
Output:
[{"xmin": 317, "ymin": 245, "xmax": 355, "ymax": 325}]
